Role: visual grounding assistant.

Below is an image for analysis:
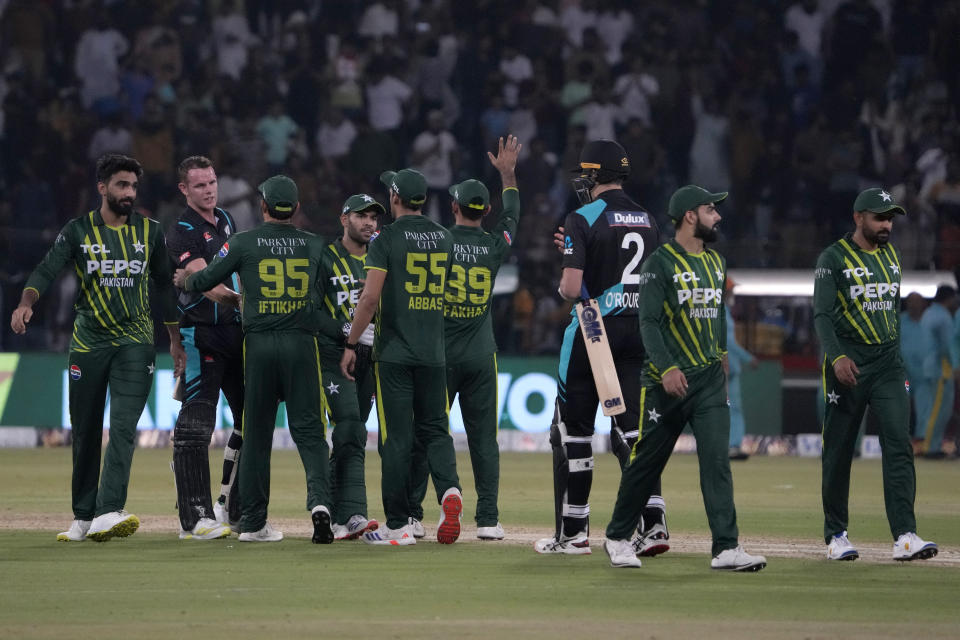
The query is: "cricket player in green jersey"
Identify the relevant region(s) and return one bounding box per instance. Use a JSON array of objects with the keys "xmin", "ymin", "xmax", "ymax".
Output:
[
  {"xmin": 176, "ymin": 175, "xmax": 334, "ymax": 544},
  {"xmin": 10, "ymin": 154, "xmax": 185, "ymax": 543},
  {"xmin": 603, "ymin": 185, "xmax": 766, "ymax": 571},
  {"xmin": 814, "ymin": 187, "xmax": 938, "ymax": 562},
  {"xmin": 314, "ymin": 193, "xmax": 384, "ymax": 540},
  {"xmin": 407, "ymin": 135, "xmax": 521, "ymax": 541},
  {"xmin": 340, "ymin": 168, "xmax": 462, "ymax": 546}
]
